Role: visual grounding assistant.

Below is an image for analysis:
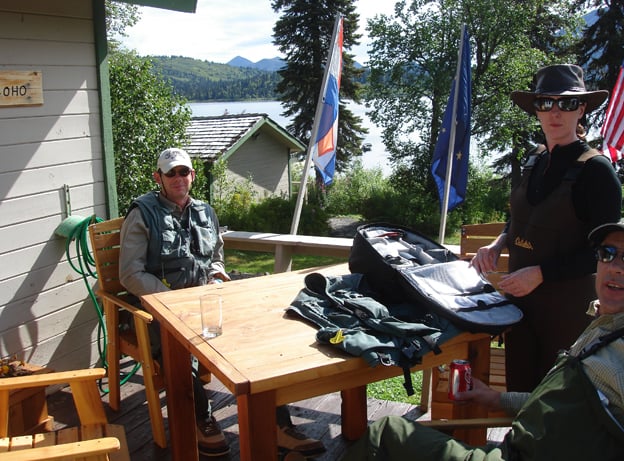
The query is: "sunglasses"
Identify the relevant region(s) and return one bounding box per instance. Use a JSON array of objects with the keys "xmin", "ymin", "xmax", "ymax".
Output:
[
  {"xmin": 595, "ymin": 245, "xmax": 624, "ymax": 264},
  {"xmin": 162, "ymin": 167, "xmax": 192, "ymax": 178},
  {"xmin": 533, "ymin": 97, "xmax": 583, "ymax": 112}
]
